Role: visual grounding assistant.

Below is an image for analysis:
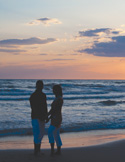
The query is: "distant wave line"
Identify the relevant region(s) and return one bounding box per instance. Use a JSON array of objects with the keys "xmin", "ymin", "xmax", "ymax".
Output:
[{"xmin": 0, "ymin": 95, "xmax": 124, "ymax": 101}]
